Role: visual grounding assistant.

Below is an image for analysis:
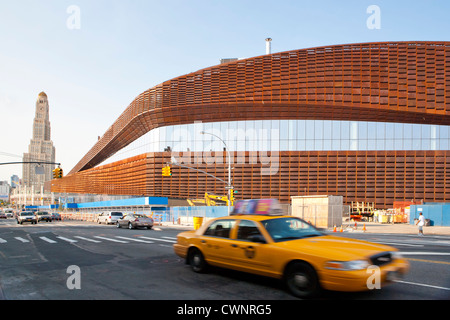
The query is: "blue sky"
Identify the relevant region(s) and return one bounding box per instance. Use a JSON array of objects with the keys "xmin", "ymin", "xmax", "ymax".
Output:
[{"xmin": 0, "ymin": 0, "xmax": 449, "ymax": 182}]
